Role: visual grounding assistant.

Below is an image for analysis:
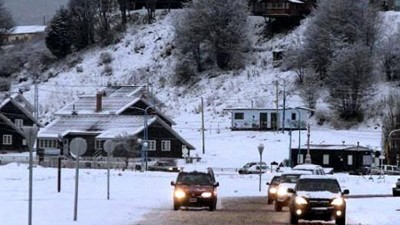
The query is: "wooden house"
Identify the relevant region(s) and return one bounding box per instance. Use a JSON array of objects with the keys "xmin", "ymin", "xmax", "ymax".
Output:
[
  {"xmin": 128, "ymin": 0, "xmax": 189, "ymax": 10},
  {"xmin": 248, "ymin": 0, "xmax": 316, "ymax": 18},
  {"xmin": 225, "ymin": 107, "xmax": 311, "ymax": 131},
  {"xmin": 37, "ymin": 86, "xmax": 195, "ymax": 160},
  {"xmin": 0, "ymin": 93, "xmax": 41, "ymax": 153},
  {"xmin": 5, "ymin": 25, "xmax": 46, "ymax": 45},
  {"xmin": 290, "ymin": 144, "xmax": 375, "ymax": 172}
]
